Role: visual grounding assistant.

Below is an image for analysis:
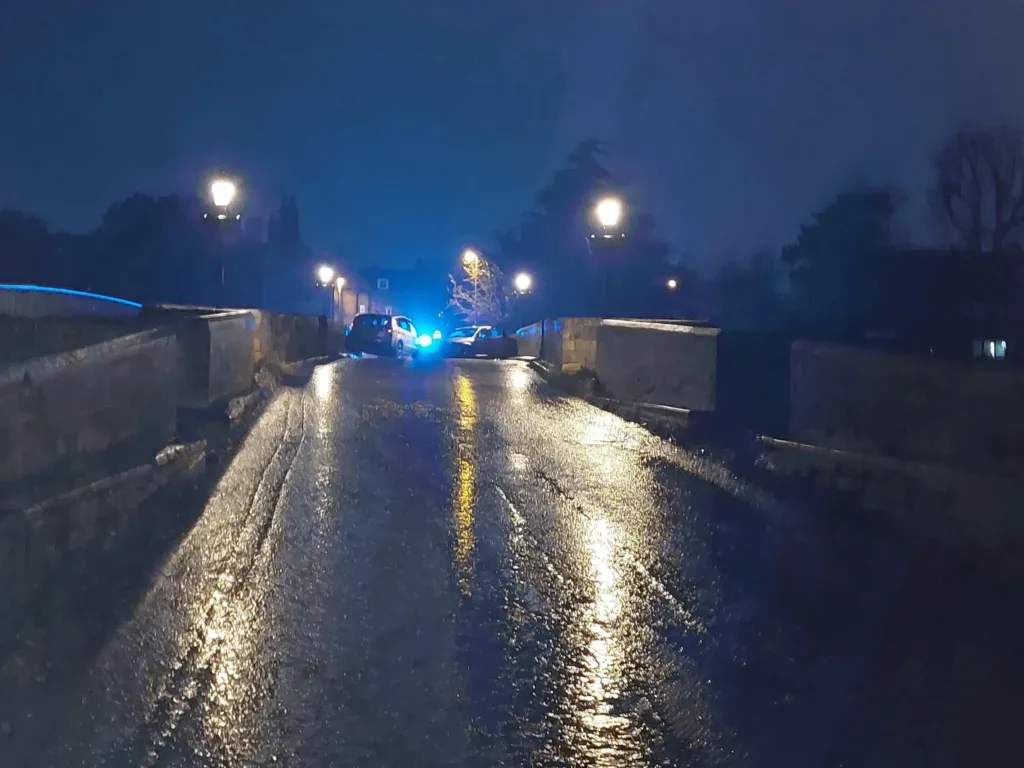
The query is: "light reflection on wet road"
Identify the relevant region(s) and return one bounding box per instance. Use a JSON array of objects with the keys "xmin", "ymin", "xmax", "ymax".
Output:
[{"xmin": 1, "ymin": 358, "xmax": 1021, "ymax": 766}]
